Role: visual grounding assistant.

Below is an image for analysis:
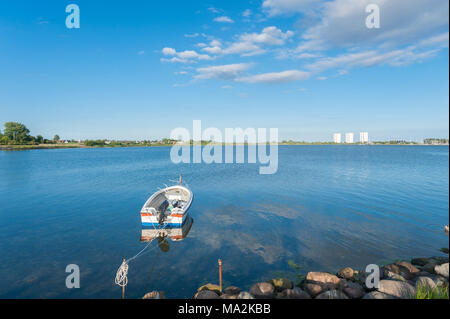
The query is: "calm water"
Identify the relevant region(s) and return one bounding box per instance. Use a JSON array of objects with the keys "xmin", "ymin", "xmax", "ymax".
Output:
[{"xmin": 0, "ymin": 146, "xmax": 448, "ymax": 298}]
